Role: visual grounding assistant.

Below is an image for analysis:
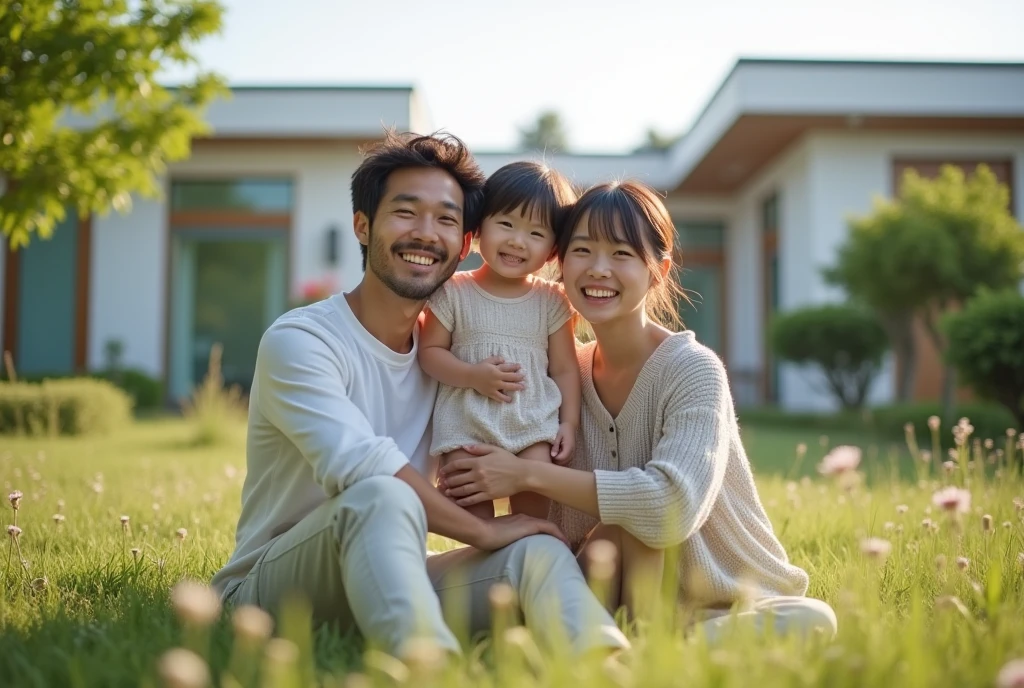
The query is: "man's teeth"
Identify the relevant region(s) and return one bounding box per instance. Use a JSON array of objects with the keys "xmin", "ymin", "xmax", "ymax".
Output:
[
  {"xmin": 584, "ymin": 288, "xmax": 617, "ymax": 298},
  {"xmin": 401, "ymin": 254, "xmax": 436, "ymax": 266}
]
